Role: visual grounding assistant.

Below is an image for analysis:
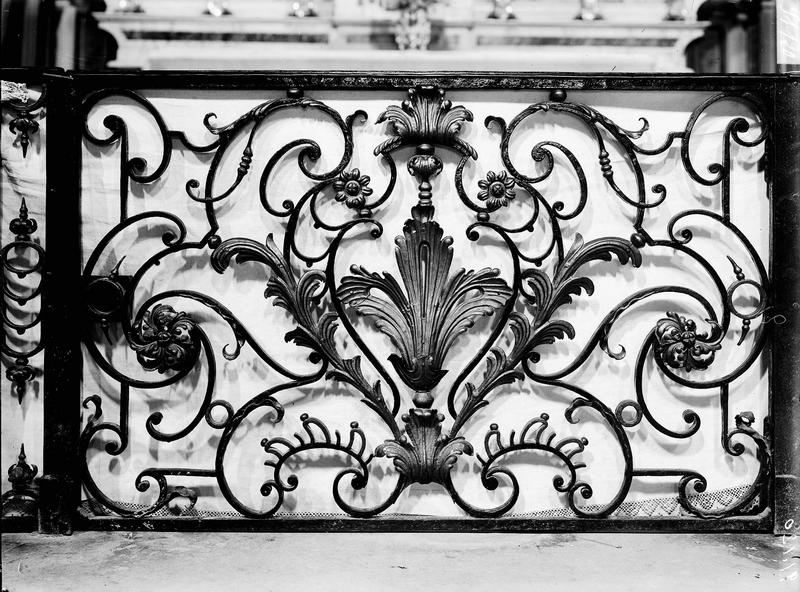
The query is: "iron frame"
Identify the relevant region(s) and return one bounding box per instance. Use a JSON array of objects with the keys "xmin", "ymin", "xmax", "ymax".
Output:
[{"xmin": 2, "ymin": 69, "xmax": 797, "ymax": 534}]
